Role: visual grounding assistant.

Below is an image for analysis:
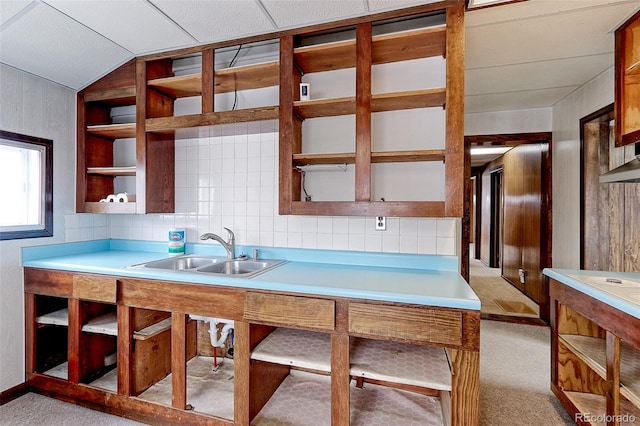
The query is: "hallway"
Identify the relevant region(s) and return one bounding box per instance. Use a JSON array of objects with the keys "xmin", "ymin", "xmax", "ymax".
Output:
[{"xmin": 468, "ymin": 257, "xmax": 542, "ymax": 324}]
